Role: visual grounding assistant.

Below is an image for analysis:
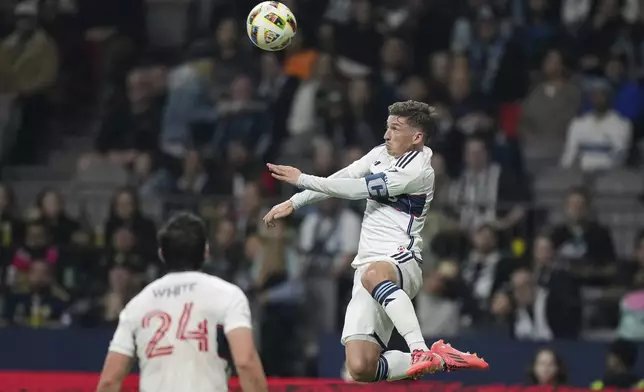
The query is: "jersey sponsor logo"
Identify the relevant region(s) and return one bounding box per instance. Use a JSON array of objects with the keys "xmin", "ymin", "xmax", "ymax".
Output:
[
  {"xmin": 372, "ymin": 193, "xmax": 426, "ymax": 217},
  {"xmin": 365, "ymin": 172, "xmax": 388, "ymax": 198}
]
